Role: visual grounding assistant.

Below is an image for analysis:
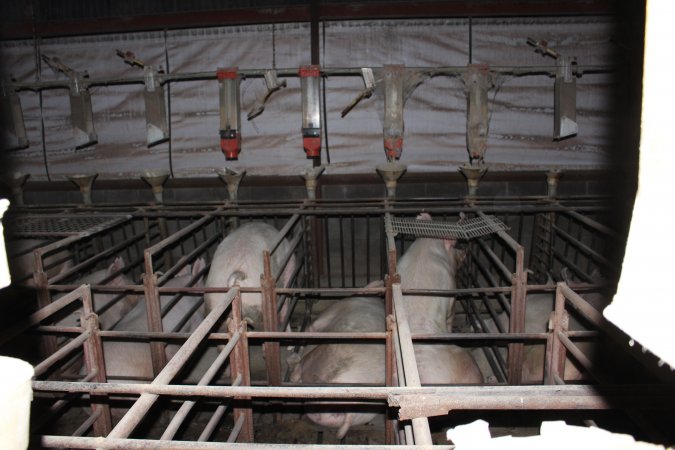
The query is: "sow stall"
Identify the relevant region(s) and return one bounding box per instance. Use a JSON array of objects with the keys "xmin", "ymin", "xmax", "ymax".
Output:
[{"xmin": 0, "ymin": 192, "xmax": 673, "ymax": 448}]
